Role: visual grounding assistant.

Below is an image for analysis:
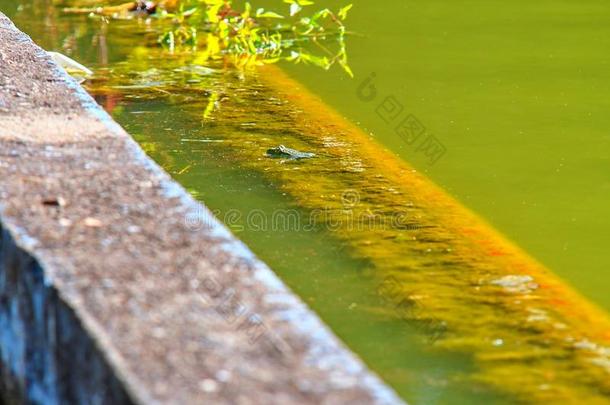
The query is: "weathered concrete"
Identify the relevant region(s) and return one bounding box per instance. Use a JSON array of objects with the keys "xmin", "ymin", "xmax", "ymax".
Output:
[{"xmin": 0, "ymin": 12, "xmax": 403, "ymax": 405}]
